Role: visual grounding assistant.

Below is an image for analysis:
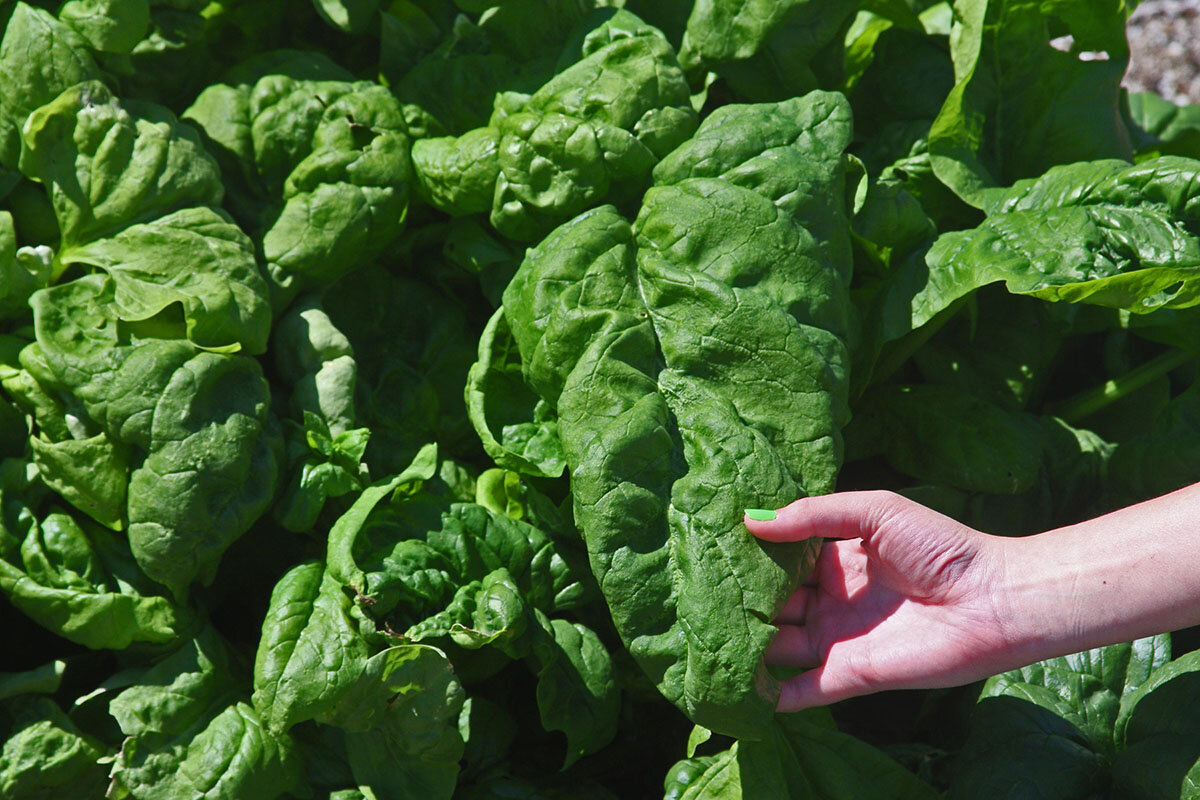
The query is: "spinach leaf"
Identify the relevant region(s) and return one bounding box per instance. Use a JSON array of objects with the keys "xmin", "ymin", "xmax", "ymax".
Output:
[
  {"xmin": 109, "ymin": 628, "xmax": 305, "ymax": 800},
  {"xmin": 948, "ymin": 636, "xmax": 1200, "ymax": 799},
  {"xmin": 19, "ymin": 276, "xmax": 280, "ymax": 599},
  {"xmin": 184, "ymin": 55, "xmax": 413, "ymax": 304},
  {"xmin": 500, "ymin": 91, "xmax": 853, "ymax": 738},
  {"xmin": 929, "ymin": 0, "xmax": 1131, "ymax": 205},
  {"xmin": 0, "ymin": 695, "xmax": 109, "ymax": 799},
  {"xmin": 674, "ymin": 710, "xmax": 938, "ymax": 799},
  {"xmin": 411, "ymin": 9, "xmax": 697, "ymax": 241},
  {"xmin": 251, "ymin": 560, "xmax": 371, "ymax": 735},
  {"xmin": 0, "ymin": 3, "xmax": 101, "ymax": 172},
  {"xmin": 0, "ymin": 505, "xmax": 195, "ymax": 649}
]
